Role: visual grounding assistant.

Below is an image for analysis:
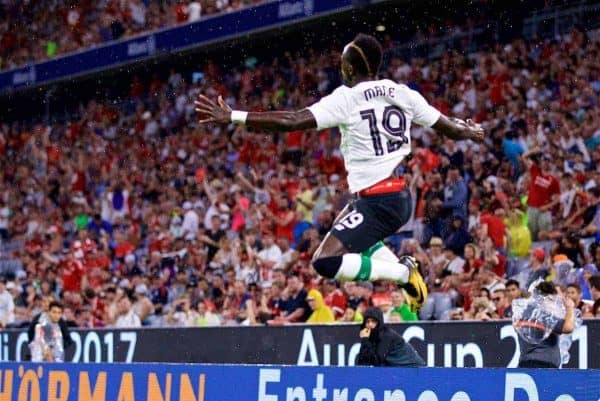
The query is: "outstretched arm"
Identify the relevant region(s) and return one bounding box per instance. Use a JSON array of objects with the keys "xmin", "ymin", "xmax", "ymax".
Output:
[
  {"xmin": 431, "ymin": 115, "xmax": 485, "ymax": 143},
  {"xmin": 195, "ymin": 95, "xmax": 317, "ymax": 132}
]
